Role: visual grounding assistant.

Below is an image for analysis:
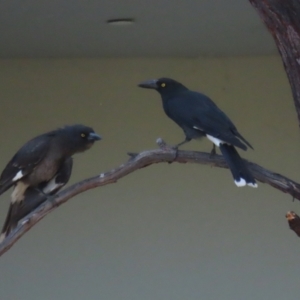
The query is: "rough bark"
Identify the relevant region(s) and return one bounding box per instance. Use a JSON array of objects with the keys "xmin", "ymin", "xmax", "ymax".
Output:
[
  {"xmin": 286, "ymin": 211, "xmax": 300, "ymax": 237},
  {"xmin": 249, "ymin": 0, "xmax": 300, "ymax": 126},
  {"xmin": 0, "ymin": 139, "xmax": 299, "ymax": 256}
]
